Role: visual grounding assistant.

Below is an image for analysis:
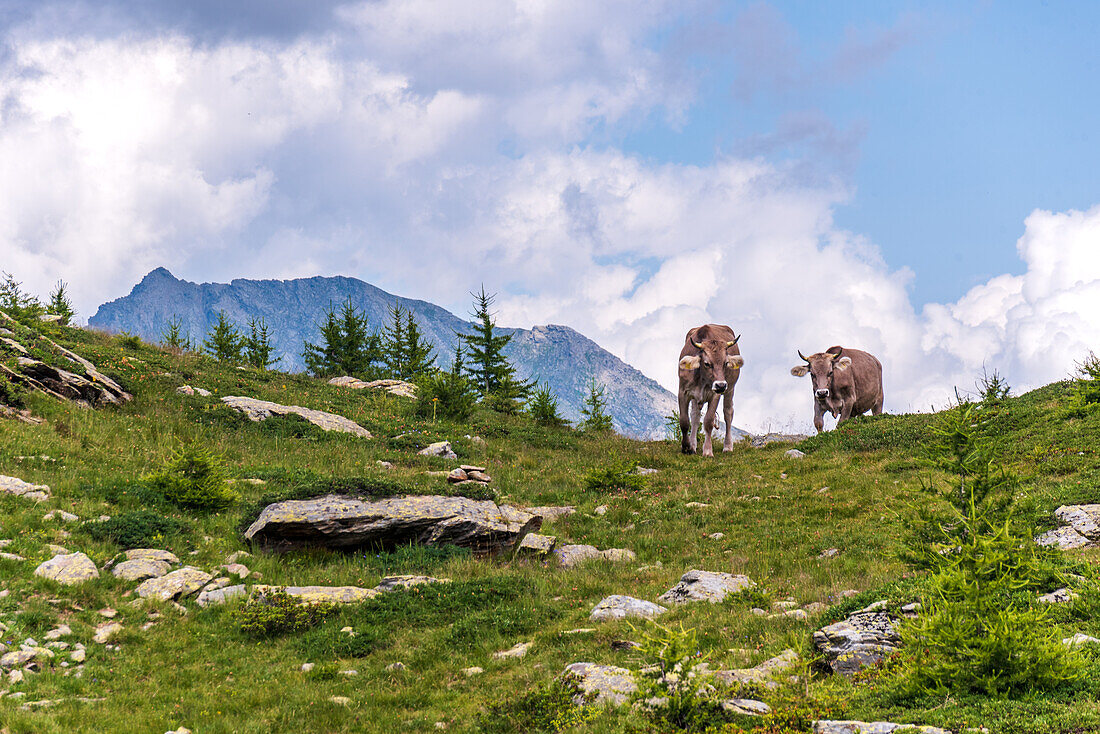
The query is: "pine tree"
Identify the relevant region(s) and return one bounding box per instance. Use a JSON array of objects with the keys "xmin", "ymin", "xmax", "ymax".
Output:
[
  {"xmin": 403, "ymin": 311, "xmax": 436, "ymax": 380},
  {"xmin": 161, "ymin": 315, "xmax": 193, "ymax": 352},
  {"xmin": 302, "ymin": 299, "xmax": 382, "ymax": 378},
  {"xmin": 47, "ymin": 280, "xmax": 75, "ymax": 325},
  {"xmin": 461, "ymin": 286, "xmax": 531, "ymax": 405},
  {"xmin": 245, "ymin": 317, "xmax": 276, "ymax": 369},
  {"xmin": 203, "ymin": 311, "xmax": 244, "ymax": 363},
  {"xmin": 0, "ymin": 272, "xmax": 43, "ymax": 321},
  {"xmin": 580, "ymin": 378, "xmax": 614, "ymax": 433},
  {"xmin": 381, "ymin": 301, "xmax": 407, "ymax": 378}
]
